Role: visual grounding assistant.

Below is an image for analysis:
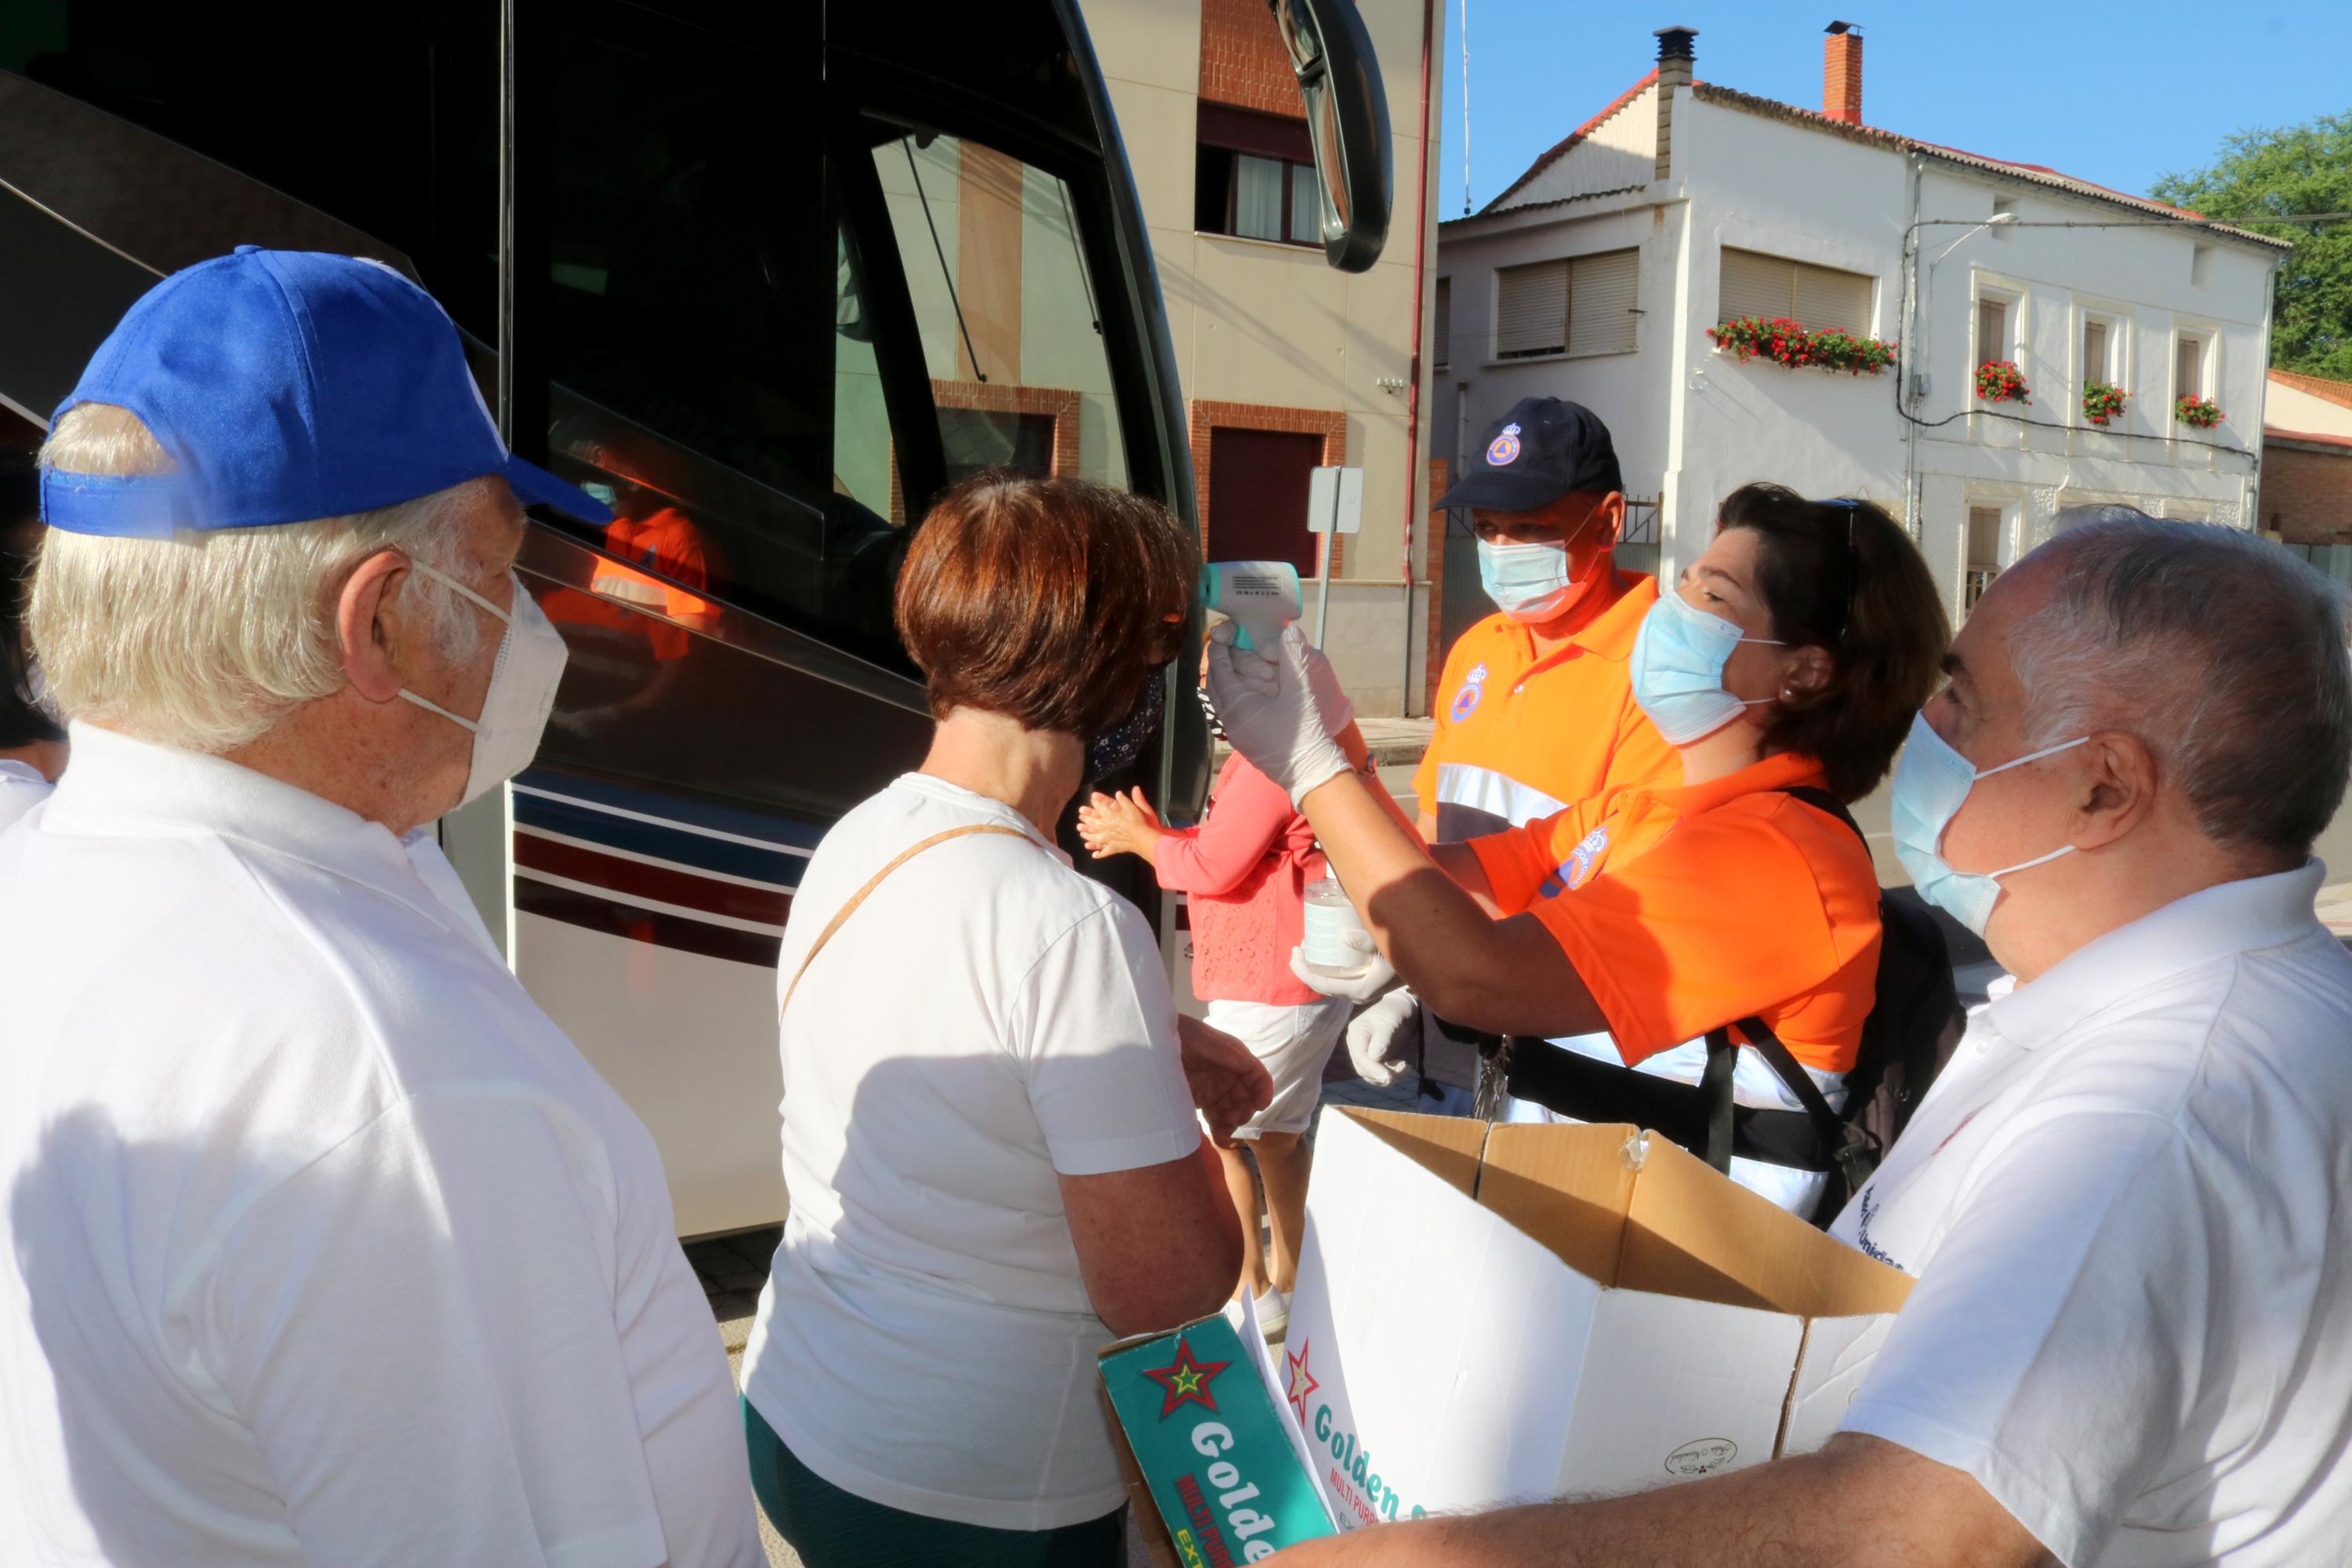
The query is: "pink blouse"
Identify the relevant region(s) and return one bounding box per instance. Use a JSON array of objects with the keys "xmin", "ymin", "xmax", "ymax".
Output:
[{"xmin": 1152, "ymin": 751, "xmax": 1327, "ymax": 1006}]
